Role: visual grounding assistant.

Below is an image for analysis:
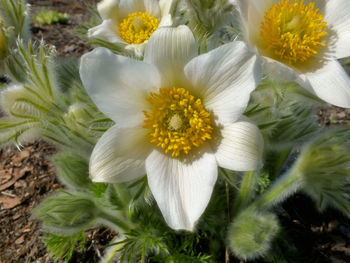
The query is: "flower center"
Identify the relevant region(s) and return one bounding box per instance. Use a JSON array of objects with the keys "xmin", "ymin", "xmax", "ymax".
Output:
[
  {"xmin": 143, "ymin": 87, "xmax": 213, "ymax": 157},
  {"xmin": 118, "ymin": 12, "xmax": 159, "ymax": 44},
  {"xmin": 260, "ymin": 0, "xmax": 327, "ymax": 65}
]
